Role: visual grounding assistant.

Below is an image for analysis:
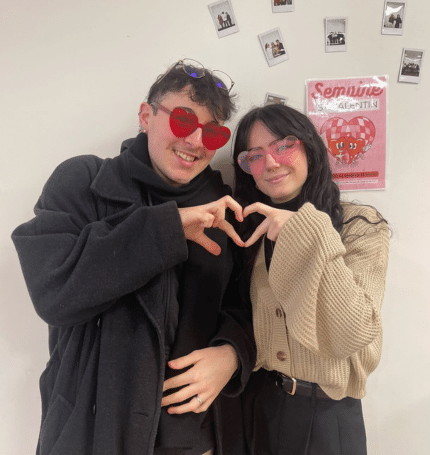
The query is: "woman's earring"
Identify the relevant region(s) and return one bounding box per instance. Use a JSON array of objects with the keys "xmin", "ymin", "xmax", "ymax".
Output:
[{"xmin": 139, "ymin": 126, "xmax": 146, "ymax": 133}]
